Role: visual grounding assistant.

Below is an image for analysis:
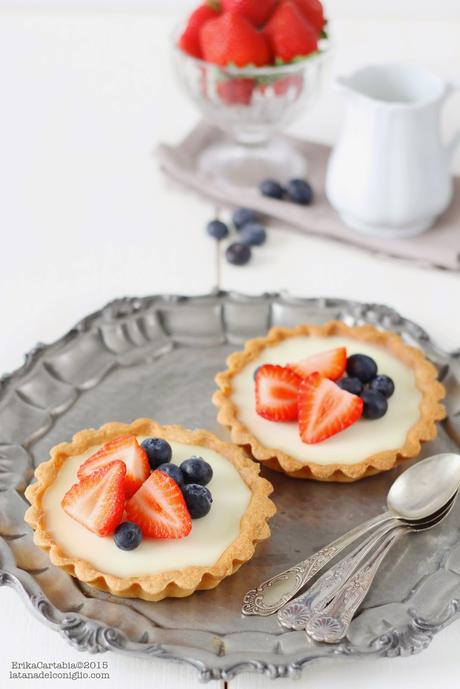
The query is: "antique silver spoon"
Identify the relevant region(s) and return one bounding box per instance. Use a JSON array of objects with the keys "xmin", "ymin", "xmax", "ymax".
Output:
[{"xmin": 242, "ymin": 453, "xmax": 460, "ymax": 617}]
